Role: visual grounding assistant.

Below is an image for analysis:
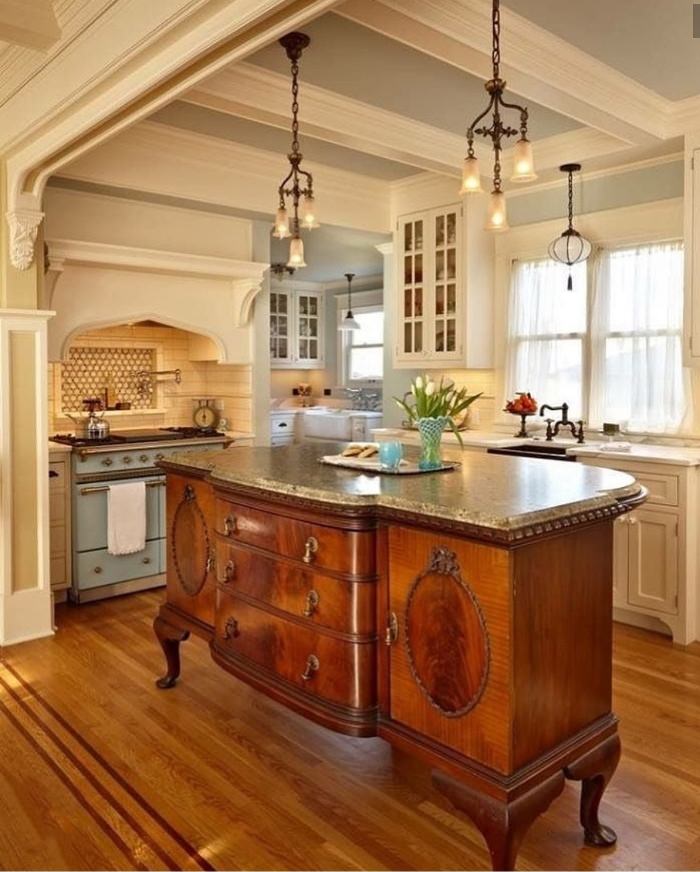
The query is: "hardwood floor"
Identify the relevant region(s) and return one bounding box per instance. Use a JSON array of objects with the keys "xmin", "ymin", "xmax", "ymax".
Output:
[{"xmin": 0, "ymin": 591, "xmax": 698, "ymax": 871}]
